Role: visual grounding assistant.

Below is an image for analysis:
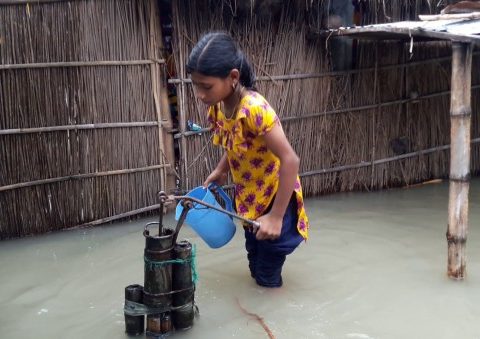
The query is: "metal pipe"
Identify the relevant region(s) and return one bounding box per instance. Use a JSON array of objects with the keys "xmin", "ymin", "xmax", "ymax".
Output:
[
  {"xmin": 157, "ymin": 192, "xmax": 168, "ymax": 235},
  {"xmin": 169, "ymin": 195, "xmax": 260, "ymax": 228}
]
